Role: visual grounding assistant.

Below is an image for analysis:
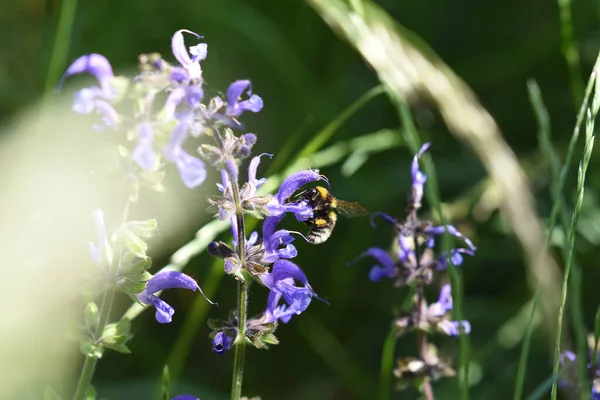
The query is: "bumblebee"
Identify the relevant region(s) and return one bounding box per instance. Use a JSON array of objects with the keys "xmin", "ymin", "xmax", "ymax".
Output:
[{"xmin": 297, "ymin": 186, "xmax": 368, "ymax": 244}]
